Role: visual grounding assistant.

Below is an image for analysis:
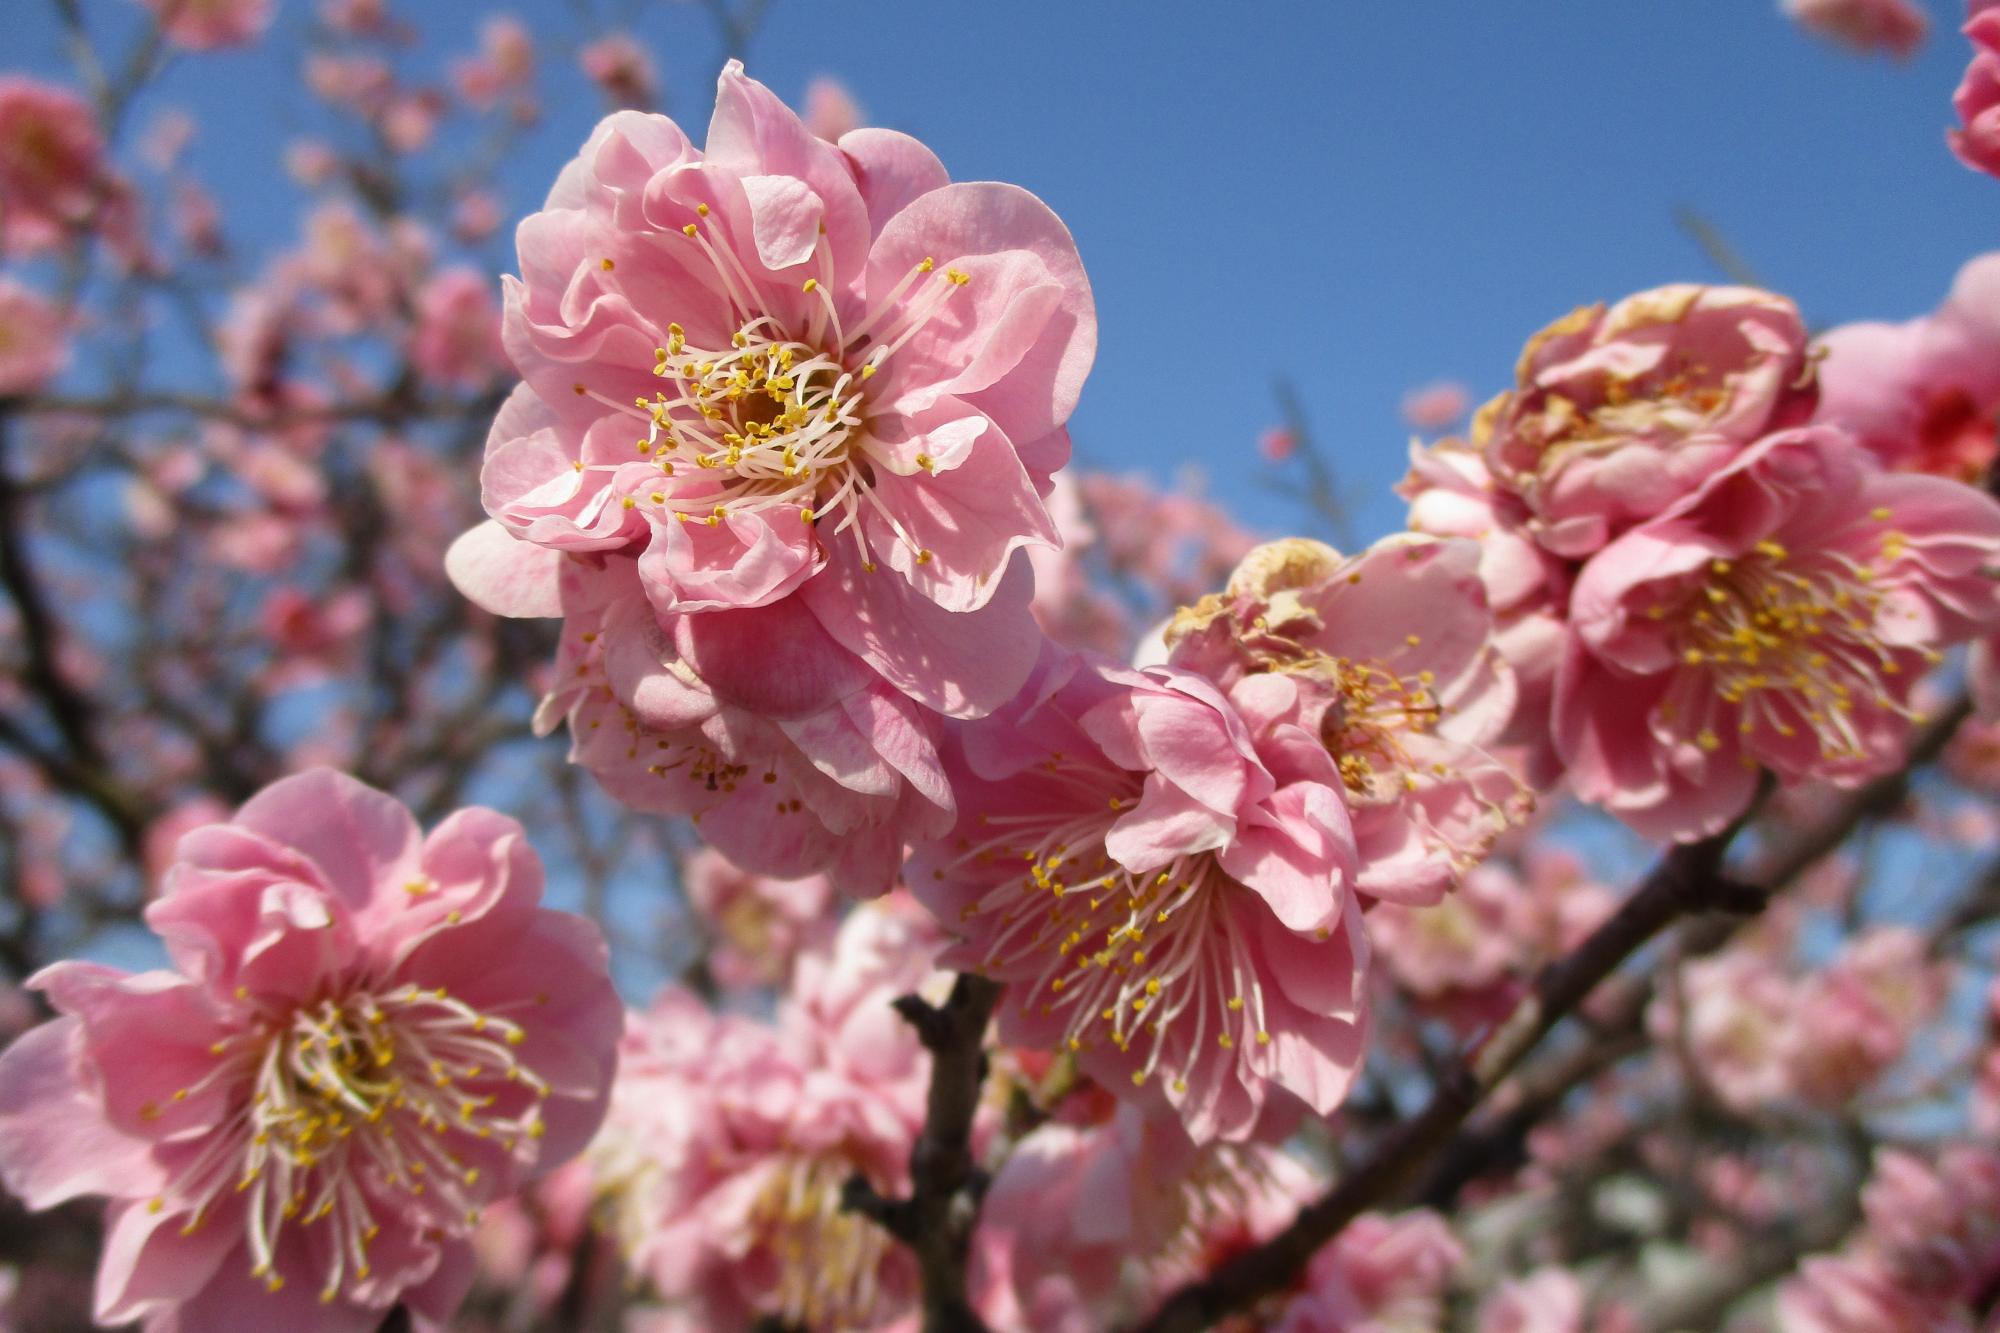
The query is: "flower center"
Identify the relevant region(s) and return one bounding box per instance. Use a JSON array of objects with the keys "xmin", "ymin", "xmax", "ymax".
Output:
[
  {"xmin": 1666, "ymin": 532, "xmax": 1935, "ymax": 761},
  {"xmin": 142, "ymin": 982, "xmax": 549, "ymax": 1306},
  {"xmin": 575, "ymin": 224, "xmax": 971, "ymax": 574},
  {"xmin": 946, "ymin": 759, "xmax": 1283, "ymax": 1097},
  {"xmin": 748, "ymin": 1154, "xmax": 896, "ymax": 1328},
  {"xmin": 1290, "ymin": 653, "xmax": 1442, "ymax": 799}
]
